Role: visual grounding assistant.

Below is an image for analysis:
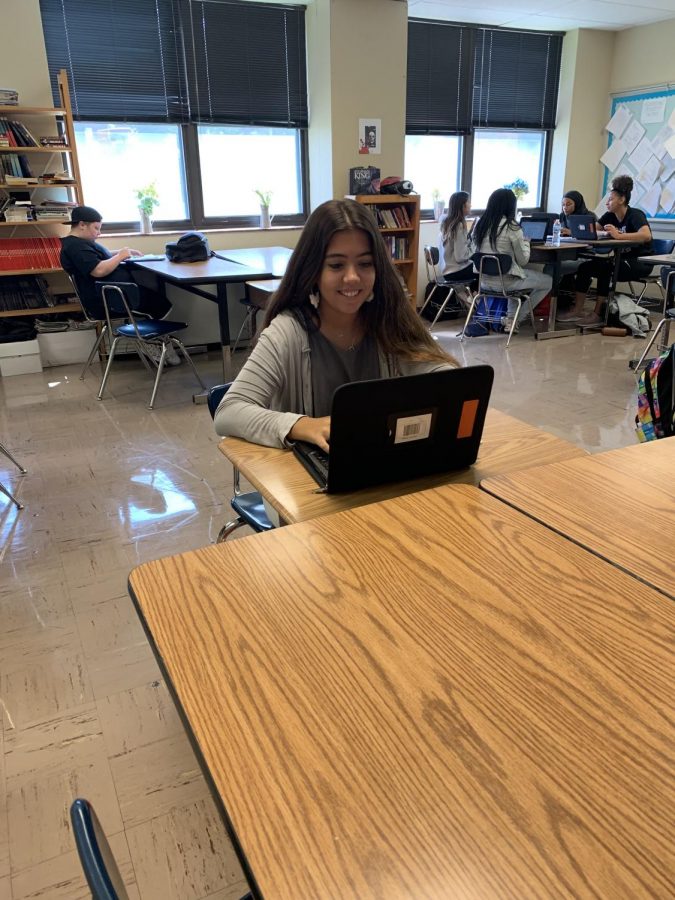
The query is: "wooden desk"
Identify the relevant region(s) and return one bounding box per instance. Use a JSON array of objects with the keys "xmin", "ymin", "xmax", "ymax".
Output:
[
  {"xmin": 481, "ymin": 439, "xmax": 675, "ymax": 599},
  {"xmin": 219, "ymin": 408, "xmax": 587, "ymax": 525},
  {"xmin": 246, "ymin": 278, "xmax": 281, "ymax": 310},
  {"xmin": 133, "ymin": 255, "xmax": 267, "ymax": 377},
  {"xmin": 129, "ymin": 485, "xmax": 675, "ymax": 899}
]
